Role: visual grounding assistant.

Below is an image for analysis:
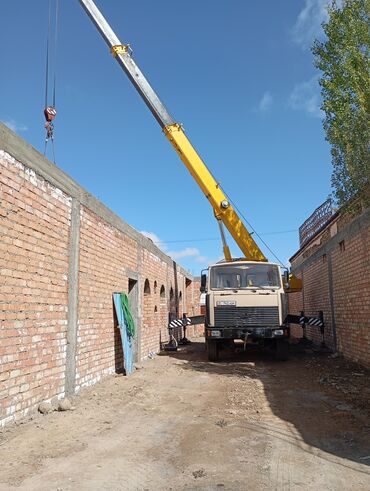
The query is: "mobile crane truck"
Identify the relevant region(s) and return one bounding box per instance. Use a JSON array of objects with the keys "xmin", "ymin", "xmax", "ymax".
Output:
[{"xmin": 78, "ymin": 0, "xmax": 302, "ymax": 361}]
